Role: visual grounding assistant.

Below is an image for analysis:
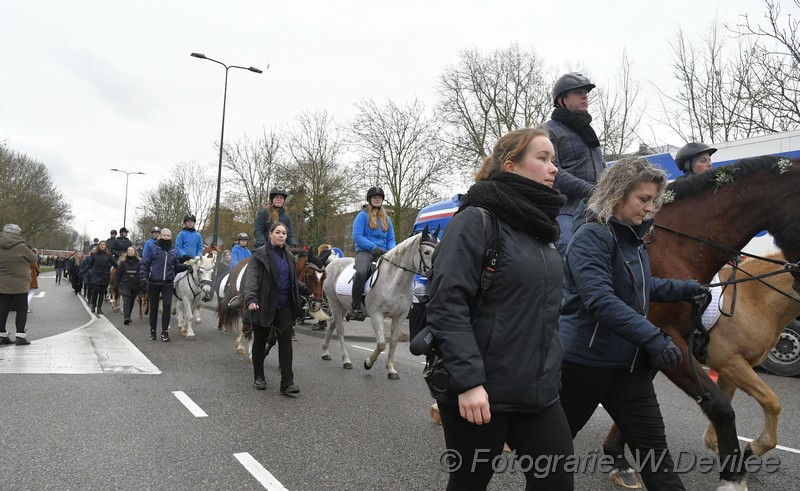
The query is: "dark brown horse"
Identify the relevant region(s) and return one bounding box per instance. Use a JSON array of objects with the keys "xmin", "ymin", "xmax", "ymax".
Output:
[{"xmin": 602, "ymin": 156, "xmax": 800, "ymax": 491}]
